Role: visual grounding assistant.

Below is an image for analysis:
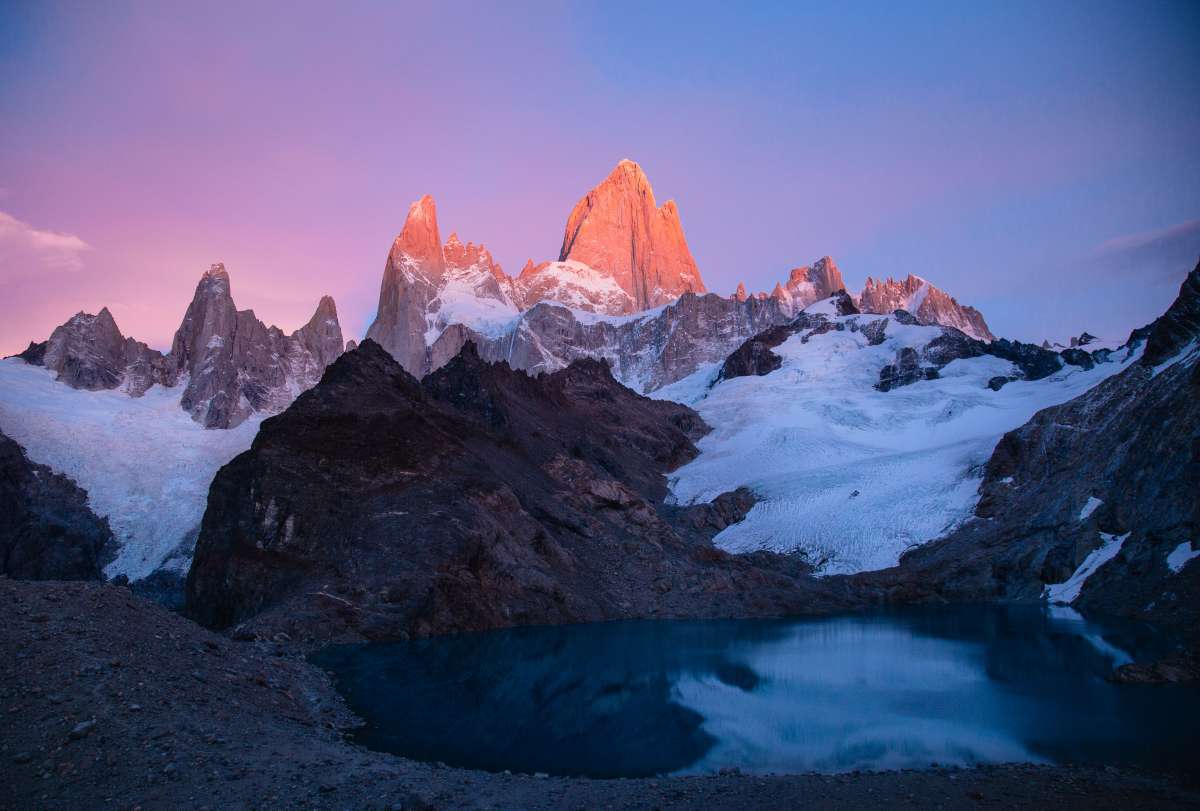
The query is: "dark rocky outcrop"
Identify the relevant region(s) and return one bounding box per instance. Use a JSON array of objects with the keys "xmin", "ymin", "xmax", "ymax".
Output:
[
  {"xmin": 0, "ymin": 430, "xmax": 113, "ymax": 580},
  {"xmin": 716, "ymin": 325, "xmax": 792, "ymax": 381},
  {"xmin": 876, "ymin": 347, "xmax": 939, "ymax": 391},
  {"xmin": 8, "ymin": 340, "xmax": 47, "ymax": 365},
  {"xmin": 185, "ymin": 341, "xmax": 855, "ymax": 642},
  {"xmin": 828, "ymin": 289, "xmax": 860, "ymax": 316},
  {"xmin": 924, "ymin": 331, "xmax": 1069, "ymax": 382},
  {"xmin": 1143, "ymin": 259, "xmax": 1200, "ymax": 365}
]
